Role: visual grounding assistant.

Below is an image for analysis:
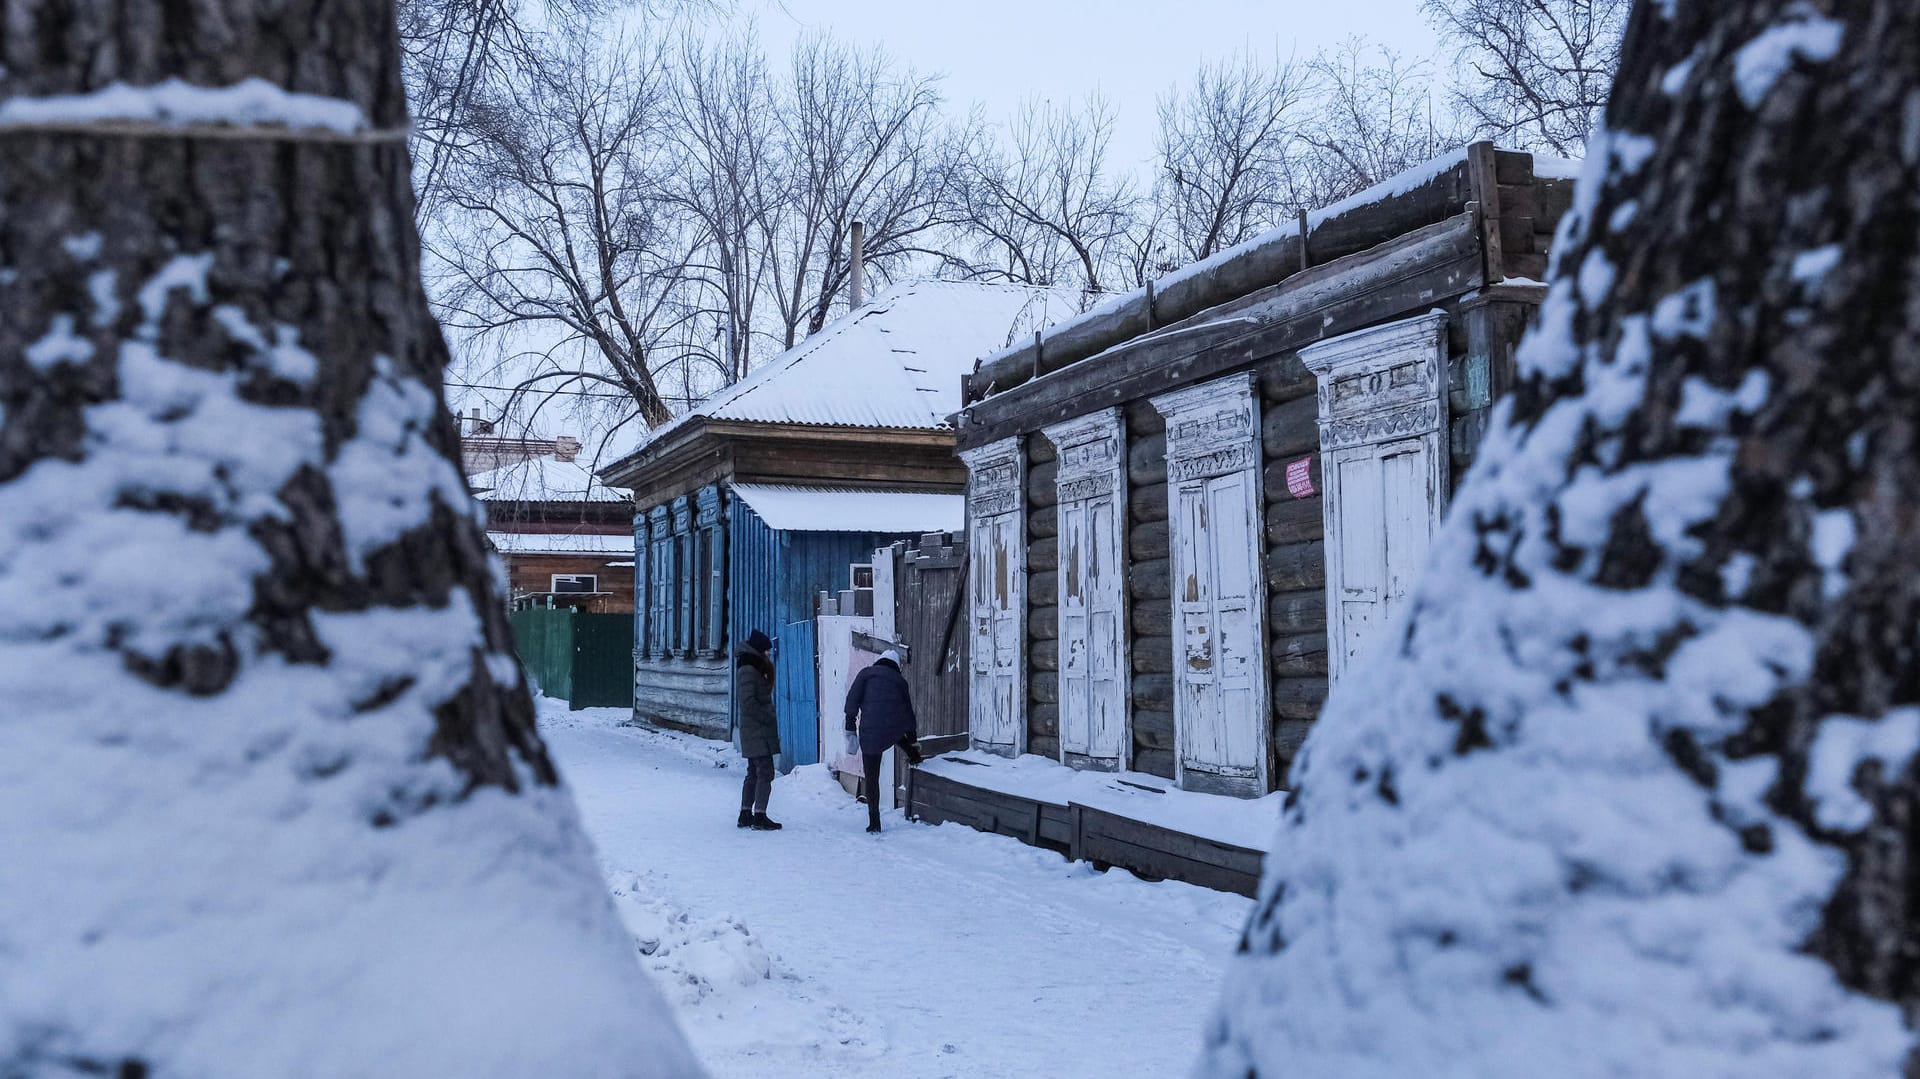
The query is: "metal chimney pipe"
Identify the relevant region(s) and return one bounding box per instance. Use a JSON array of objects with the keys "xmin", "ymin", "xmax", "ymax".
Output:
[{"xmin": 849, "ymin": 220, "xmax": 866, "ymax": 309}]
